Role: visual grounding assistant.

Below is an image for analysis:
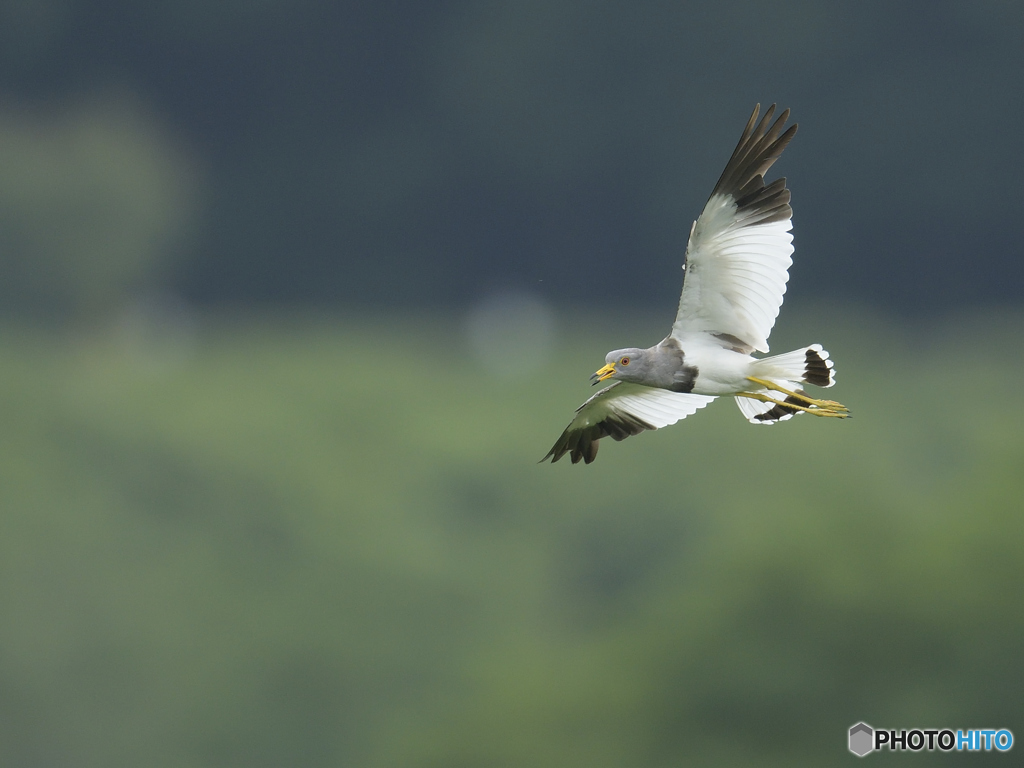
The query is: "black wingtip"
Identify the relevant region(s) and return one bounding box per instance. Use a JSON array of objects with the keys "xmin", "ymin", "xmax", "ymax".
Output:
[{"xmin": 710, "ymin": 103, "xmax": 796, "ymax": 203}]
